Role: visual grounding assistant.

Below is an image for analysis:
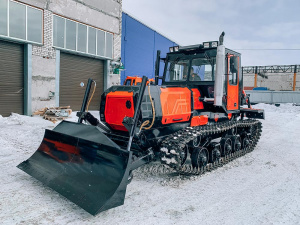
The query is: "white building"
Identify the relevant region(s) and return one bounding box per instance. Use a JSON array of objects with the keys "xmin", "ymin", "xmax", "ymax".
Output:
[{"xmin": 0, "ymin": 0, "xmax": 122, "ymax": 116}]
